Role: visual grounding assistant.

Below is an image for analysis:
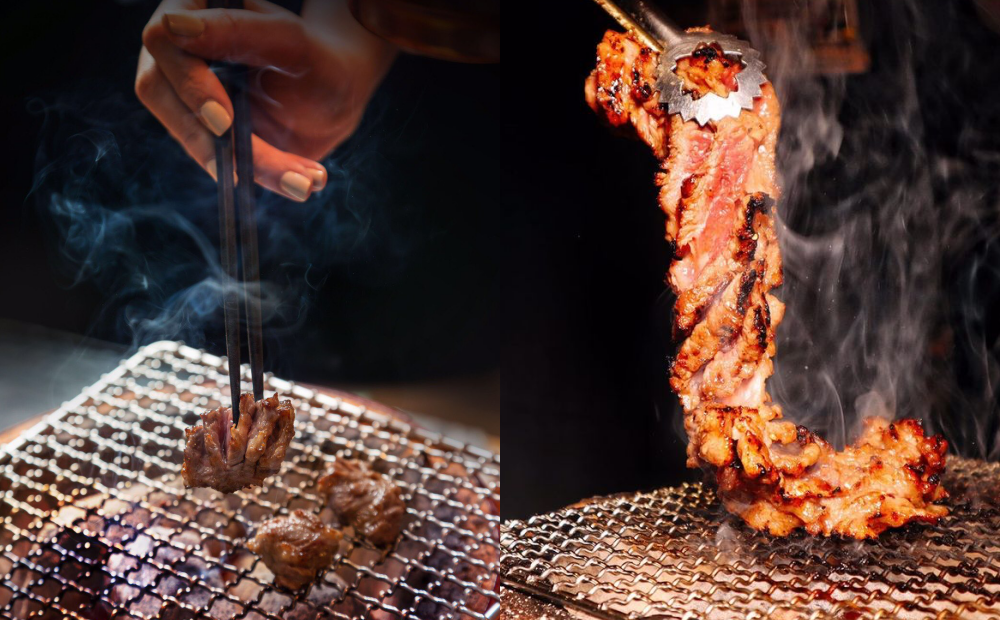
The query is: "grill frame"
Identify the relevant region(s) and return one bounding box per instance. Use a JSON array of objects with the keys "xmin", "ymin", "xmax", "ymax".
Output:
[
  {"xmin": 501, "ymin": 458, "xmax": 1000, "ymax": 620},
  {"xmin": 0, "ymin": 341, "xmax": 501, "ymax": 620}
]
